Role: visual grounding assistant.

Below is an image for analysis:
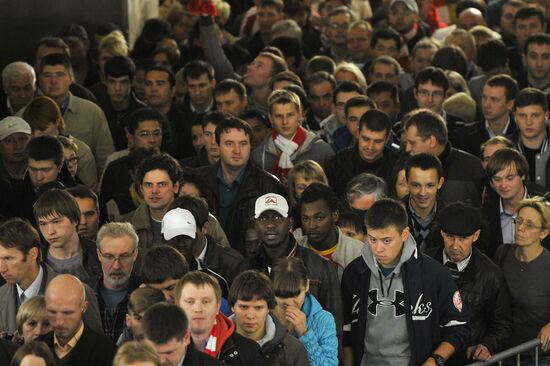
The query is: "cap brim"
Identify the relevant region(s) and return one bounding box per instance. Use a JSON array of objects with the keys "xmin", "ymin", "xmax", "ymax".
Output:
[{"xmin": 254, "ymin": 207, "xmax": 288, "ymax": 219}]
